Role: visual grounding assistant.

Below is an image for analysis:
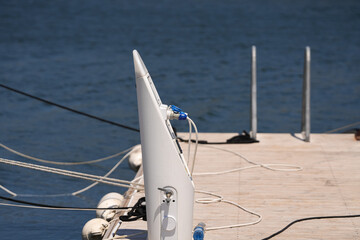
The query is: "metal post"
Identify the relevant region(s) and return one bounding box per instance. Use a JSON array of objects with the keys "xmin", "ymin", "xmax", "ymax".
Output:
[
  {"xmin": 250, "ymin": 46, "xmax": 257, "ymax": 140},
  {"xmin": 301, "ymin": 46, "xmax": 311, "ymax": 142}
]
